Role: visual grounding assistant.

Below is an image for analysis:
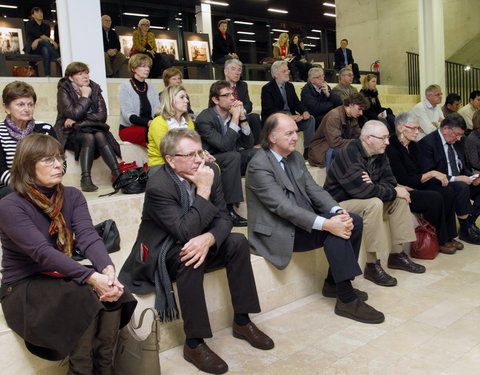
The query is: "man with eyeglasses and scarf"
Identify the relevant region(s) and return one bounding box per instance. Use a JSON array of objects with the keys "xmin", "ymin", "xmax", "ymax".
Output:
[{"xmin": 324, "ymin": 120, "xmax": 425, "ymax": 288}]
